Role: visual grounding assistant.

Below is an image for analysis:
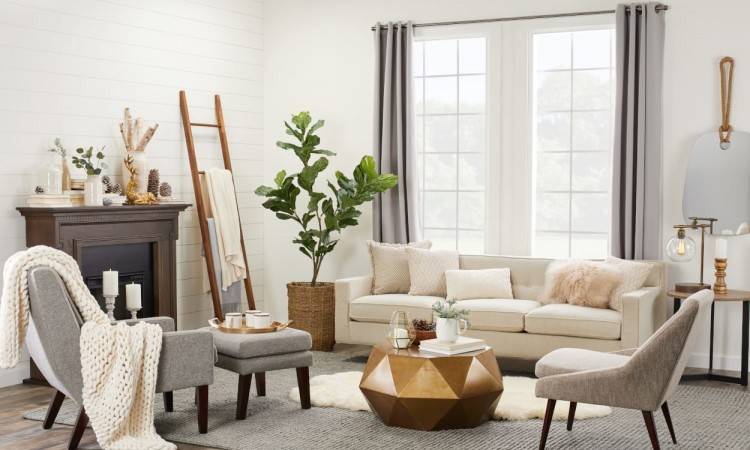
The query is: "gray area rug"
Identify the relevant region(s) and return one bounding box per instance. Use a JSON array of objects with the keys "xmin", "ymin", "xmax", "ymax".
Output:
[{"xmin": 24, "ymin": 347, "xmax": 750, "ymax": 449}]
